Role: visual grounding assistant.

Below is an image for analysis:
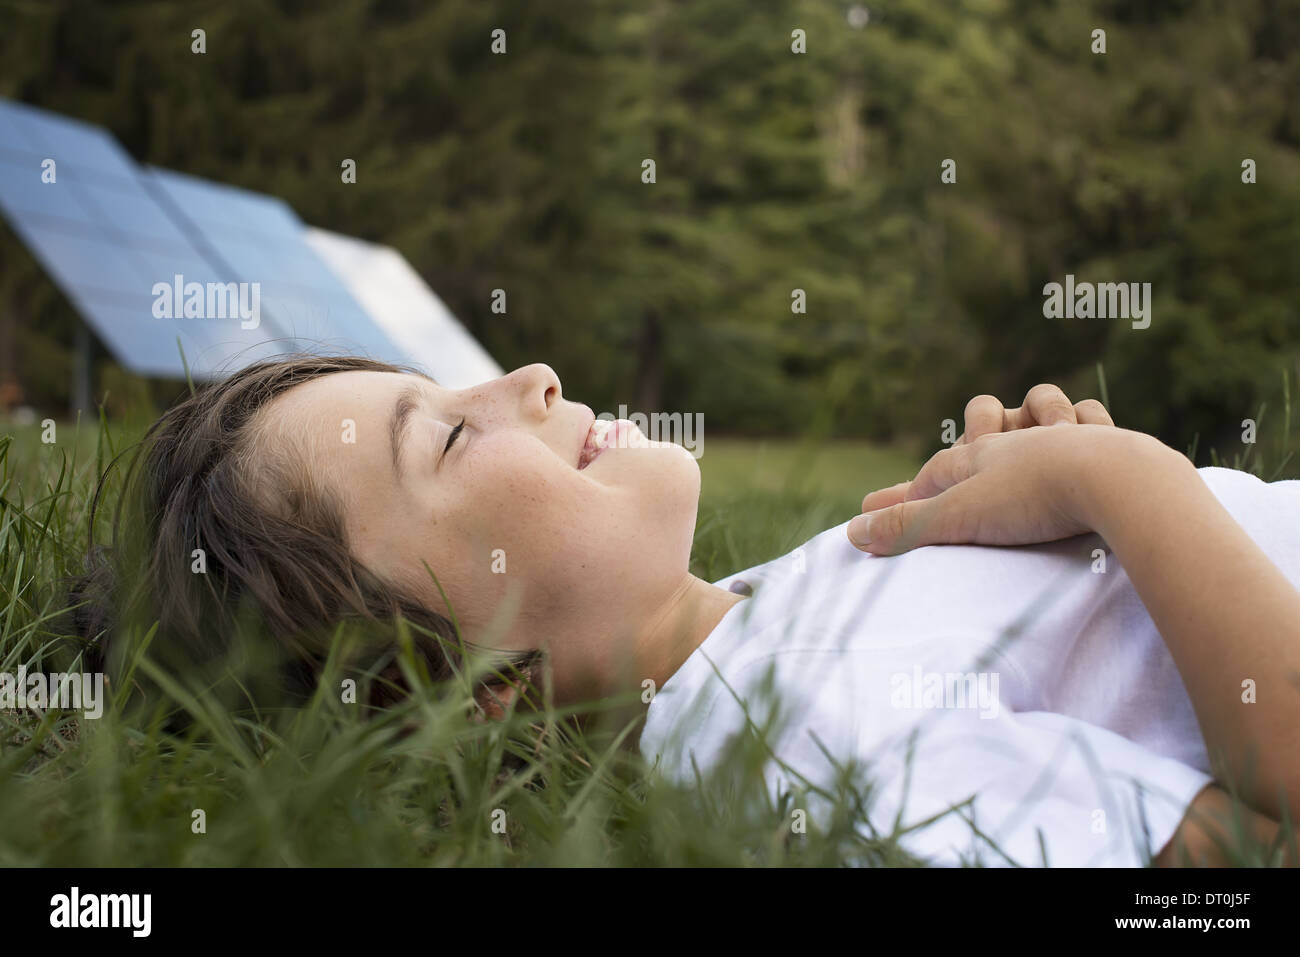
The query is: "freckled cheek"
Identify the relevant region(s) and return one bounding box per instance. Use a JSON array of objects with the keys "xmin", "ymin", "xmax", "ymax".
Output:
[{"xmin": 457, "ymin": 457, "xmax": 582, "ymax": 551}]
